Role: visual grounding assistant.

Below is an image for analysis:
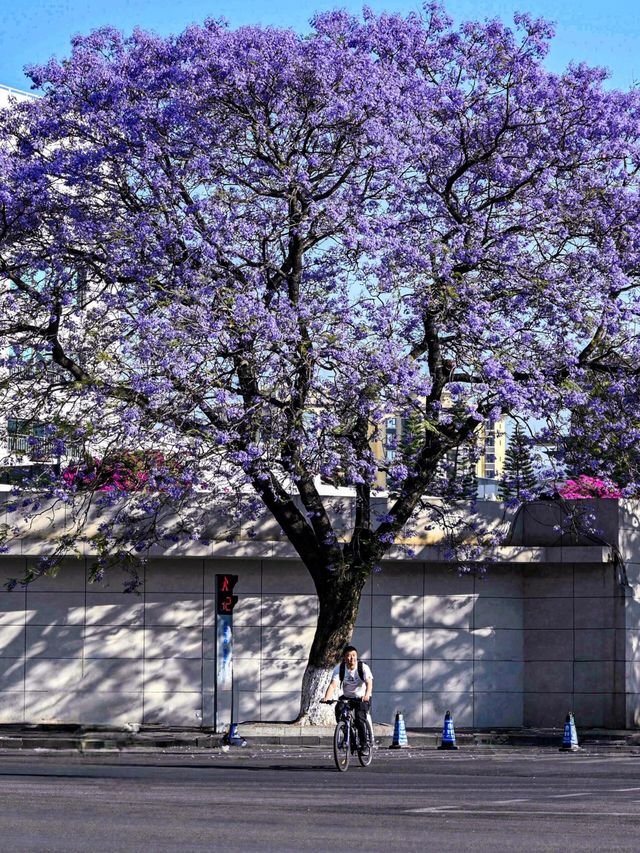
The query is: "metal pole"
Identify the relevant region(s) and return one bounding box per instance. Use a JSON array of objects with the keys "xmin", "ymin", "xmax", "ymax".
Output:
[
  {"xmin": 213, "ymin": 610, "xmax": 218, "ymax": 732},
  {"xmin": 230, "ymin": 638, "xmax": 235, "ymax": 729}
]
